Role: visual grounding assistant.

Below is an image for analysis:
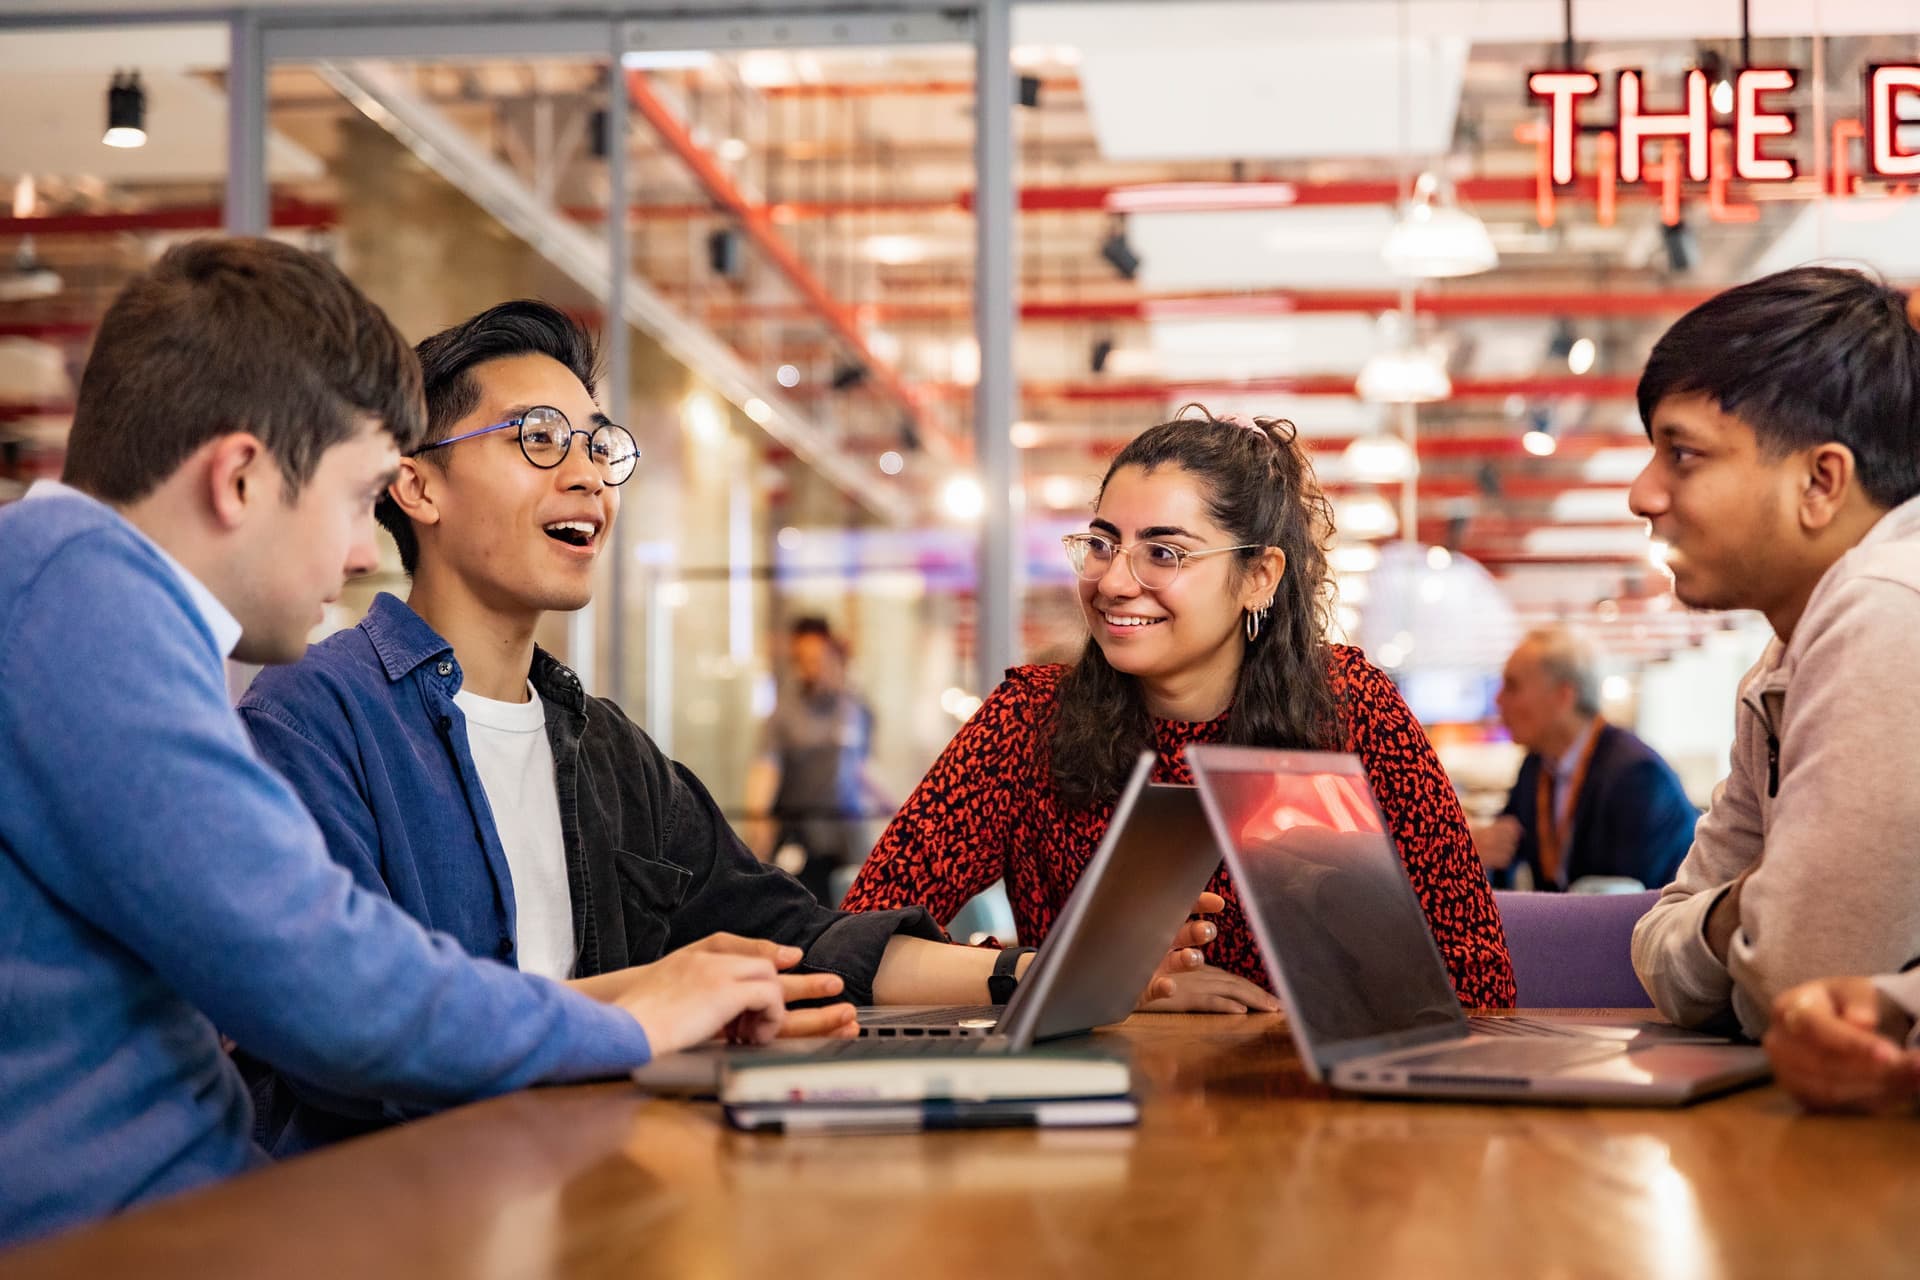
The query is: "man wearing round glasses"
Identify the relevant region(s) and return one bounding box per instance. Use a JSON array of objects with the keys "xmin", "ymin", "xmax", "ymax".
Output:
[{"xmin": 235, "ymin": 301, "xmax": 1212, "ymax": 1153}]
